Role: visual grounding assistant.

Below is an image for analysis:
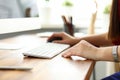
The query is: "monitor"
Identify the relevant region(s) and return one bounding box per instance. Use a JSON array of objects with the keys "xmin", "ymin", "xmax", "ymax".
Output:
[{"xmin": 0, "ymin": 0, "xmax": 41, "ymax": 34}]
